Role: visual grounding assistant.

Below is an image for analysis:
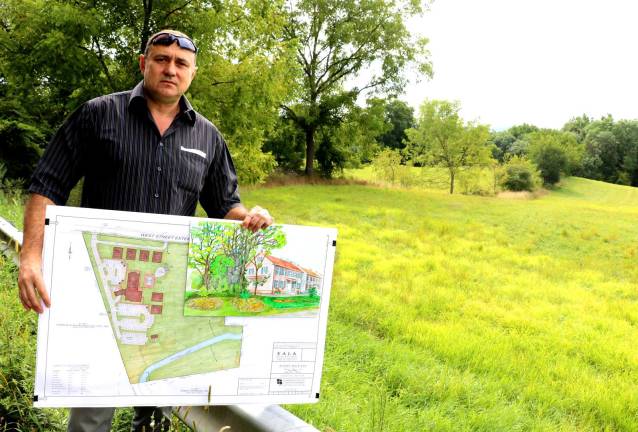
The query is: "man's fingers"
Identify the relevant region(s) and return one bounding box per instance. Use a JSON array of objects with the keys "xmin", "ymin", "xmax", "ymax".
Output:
[
  {"xmin": 37, "ymin": 278, "xmax": 51, "ymax": 308},
  {"xmin": 18, "ymin": 267, "xmax": 48, "ymax": 313},
  {"xmin": 242, "ymin": 206, "xmax": 273, "ymax": 232},
  {"xmin": 18, "ymin": 289, "xmax": 30, "ymax": 311}
]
